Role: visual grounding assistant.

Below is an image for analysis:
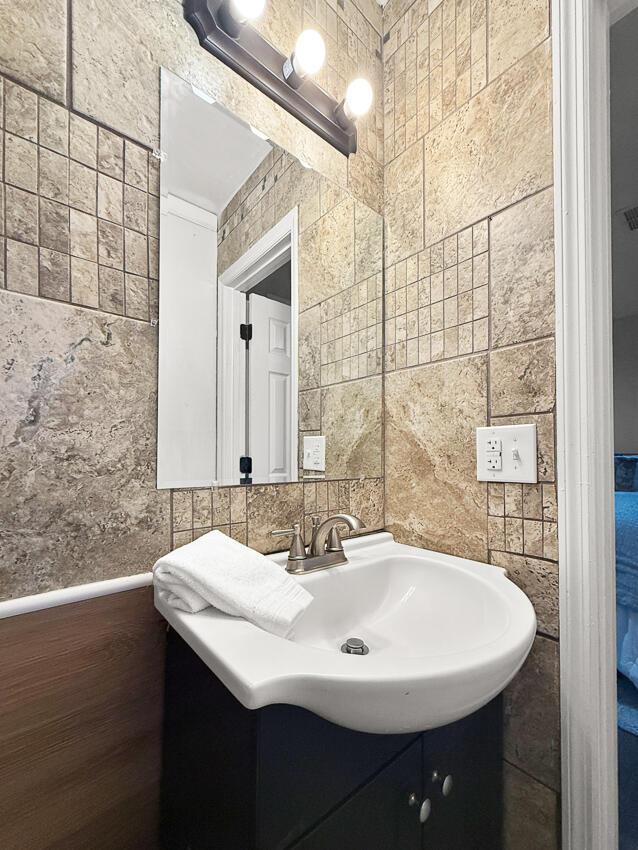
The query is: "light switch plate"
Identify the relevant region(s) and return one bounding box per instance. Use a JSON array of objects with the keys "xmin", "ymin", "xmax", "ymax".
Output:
[
  {"xmin": 476, "ymin": 424, "xmax": 537, "ymax": 483},
  {"xmin": 303, "ymin": 436, "xmax": 326, "ymax": 472}
]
